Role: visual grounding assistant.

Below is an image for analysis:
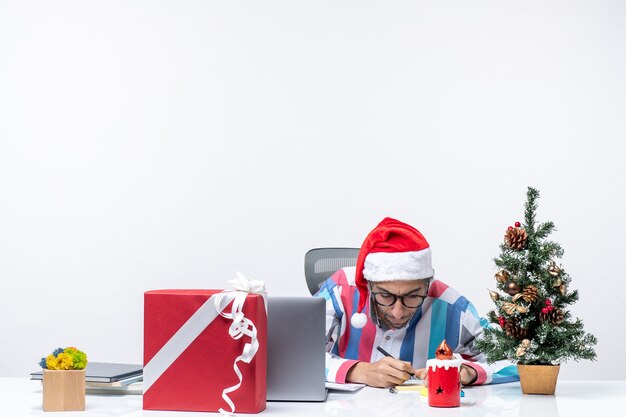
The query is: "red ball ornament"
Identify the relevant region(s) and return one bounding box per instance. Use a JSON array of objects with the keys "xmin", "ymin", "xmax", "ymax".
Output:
[
  {"xmin": 542, "ymin": 307, "xmax": 548, "ymax": 314},
  {"xmin": 515, "ymin": 221, "xmax": 521, "ymax": 227},
  {"xmin": 545, "ymin": 299, "xmax": 552, "ymax": 306},
  {"xmin": 498, "ymin": 316, "xmax": 505, "ymax": 326},
  {"xmin": 547, "ymin": 305, "xmax": 554, "ymax": 312},
  {"xmin": 507, "ymin": 226, "xmax": 513, "ymax": 230}
]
